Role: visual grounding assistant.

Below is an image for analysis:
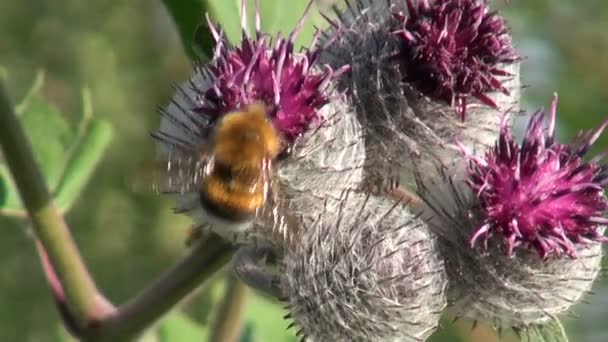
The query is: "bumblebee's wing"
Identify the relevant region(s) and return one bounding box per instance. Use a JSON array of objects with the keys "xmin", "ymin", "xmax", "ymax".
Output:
[
  {"xmin": 252, "ymin": 164, "xmax": 302, "ymax": 246},
  {"xmin": 128, "ymin": 149, "xmax": 209, "ymax": 195}
]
